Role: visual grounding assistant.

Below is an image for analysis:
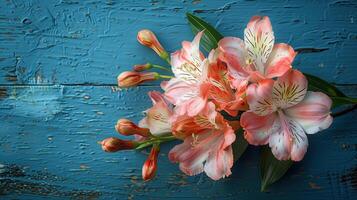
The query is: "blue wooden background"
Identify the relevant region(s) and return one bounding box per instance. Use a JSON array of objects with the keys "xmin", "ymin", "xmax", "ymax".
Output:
[{"xmin": 0, "ymin": 0, "xmax": 356, "ymax": 199}]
